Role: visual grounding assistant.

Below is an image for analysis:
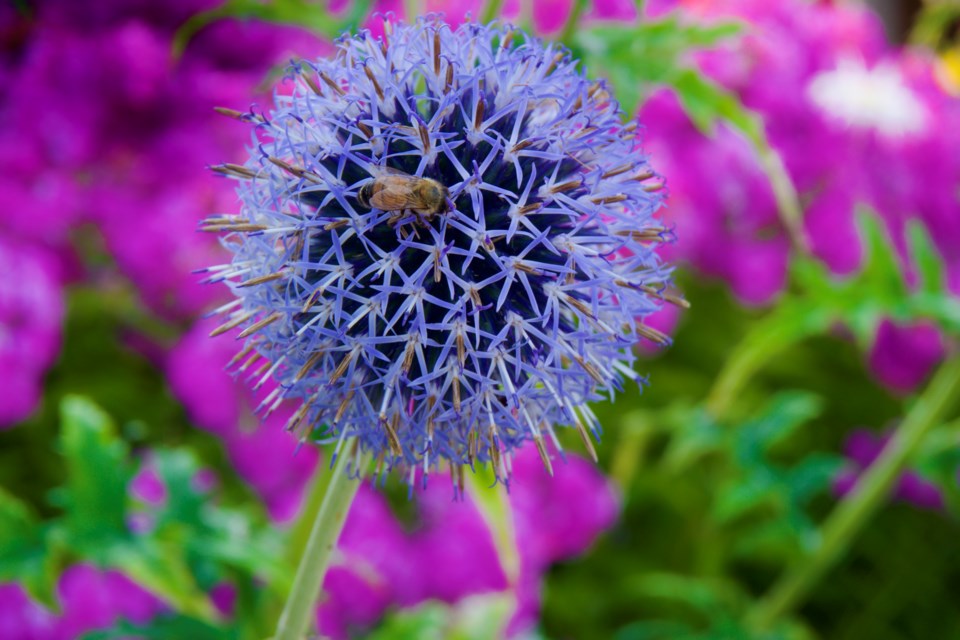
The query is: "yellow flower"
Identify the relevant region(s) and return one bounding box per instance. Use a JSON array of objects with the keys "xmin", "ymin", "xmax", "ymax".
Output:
[{"xmin": 936, "ymin": 46, "xmax": 960, "ymax": 95}]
